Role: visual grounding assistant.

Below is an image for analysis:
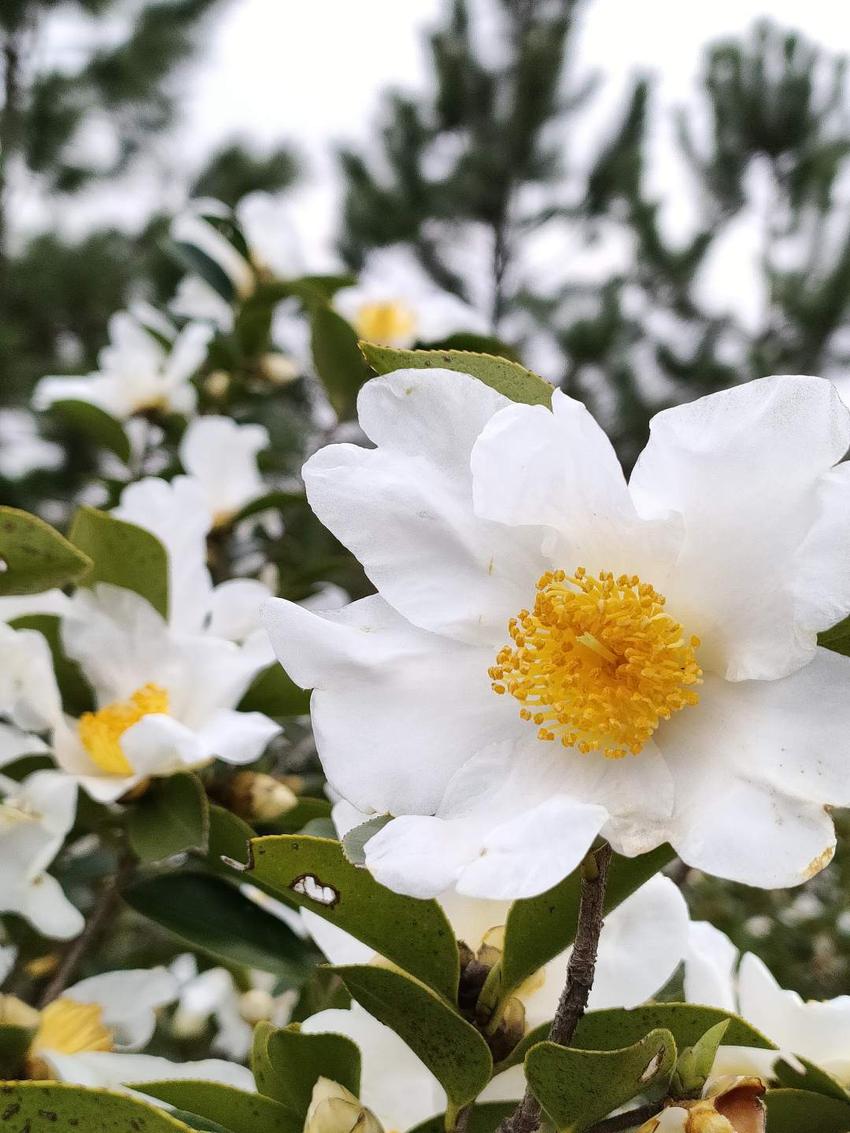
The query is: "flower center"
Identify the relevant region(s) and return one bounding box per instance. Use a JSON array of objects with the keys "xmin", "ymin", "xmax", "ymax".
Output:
[
  {"xmin": 490, "ymin": 568, "xmax": 702, "ymax": 759},
  {"xmin": 25, "ymin": 998, "xmax": 114, "ymax": 1079},
  {"xmin": 78, "ymin": 682, "xmax": 169, "ymax": 775},
  {"xmin": 355, "ymin": 300, "xmax": 417, "ymax": 345}
]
